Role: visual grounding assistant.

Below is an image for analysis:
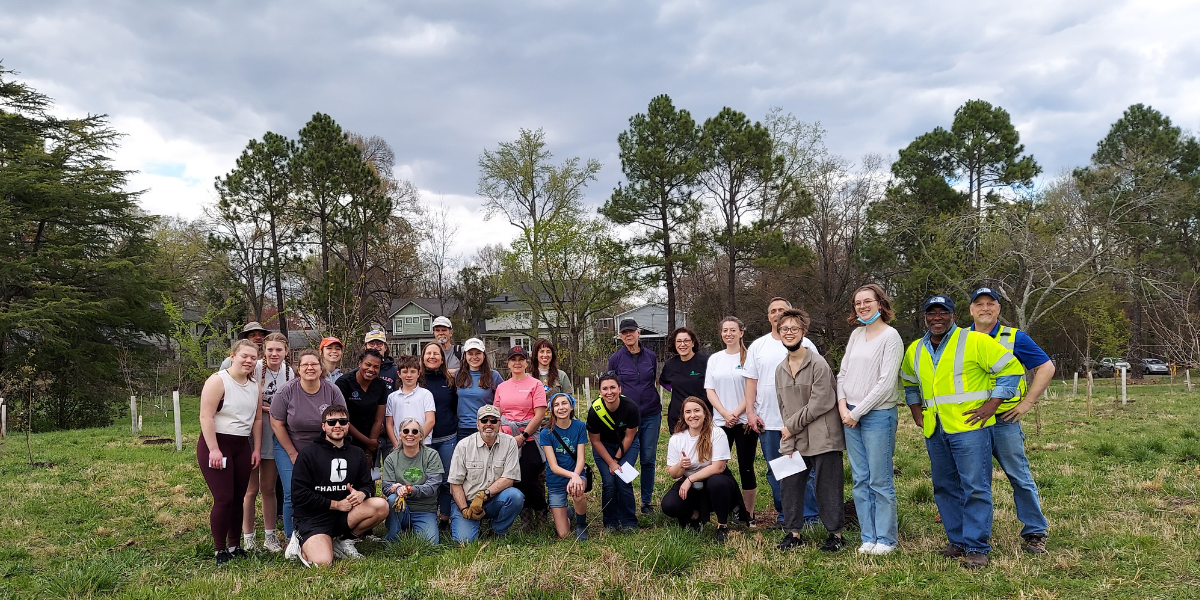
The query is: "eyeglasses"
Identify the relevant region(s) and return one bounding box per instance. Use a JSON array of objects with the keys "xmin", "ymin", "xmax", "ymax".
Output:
[
  {"xmin": 676, "ymin": 339, "xmax": 693, "ymax": 345},
  {"xmin": 401, "ymin": 428, "xmax": 420, "ymax": 435},
  {"xmin": 853, "ymin": 299, "xmax": 877, "ymax": 307},
  {"xmin": 479, "ymin": 417, "xmax": 500, "ymax": 424},
  {"xmin": 324, "ymin": 418, "xmax": 349, "ymax": 426},
  {"xmin": 300, "ymin": 363, "xmax": 320, "ymax": 369},
  {"xmin": 779, "ymin": 326, "xmax": 805, "ymax": 334}
]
